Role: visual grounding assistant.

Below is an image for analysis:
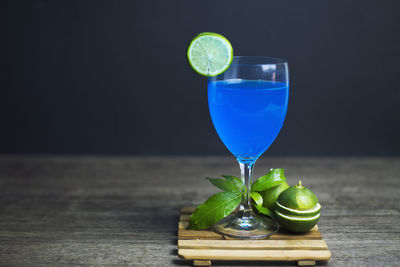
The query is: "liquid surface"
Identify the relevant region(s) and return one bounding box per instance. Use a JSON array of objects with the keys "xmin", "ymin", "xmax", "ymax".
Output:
[{"xmin": 208, "ymin": 80, "xmax": 289, "ymax": 159}]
